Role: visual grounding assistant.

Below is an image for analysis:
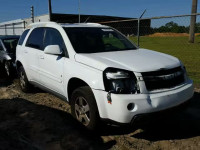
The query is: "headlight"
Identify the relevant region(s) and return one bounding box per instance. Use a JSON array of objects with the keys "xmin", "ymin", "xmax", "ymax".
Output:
[{"xmin": 103, "ymin": 68, "xmax": 139, "ymax": 94}]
